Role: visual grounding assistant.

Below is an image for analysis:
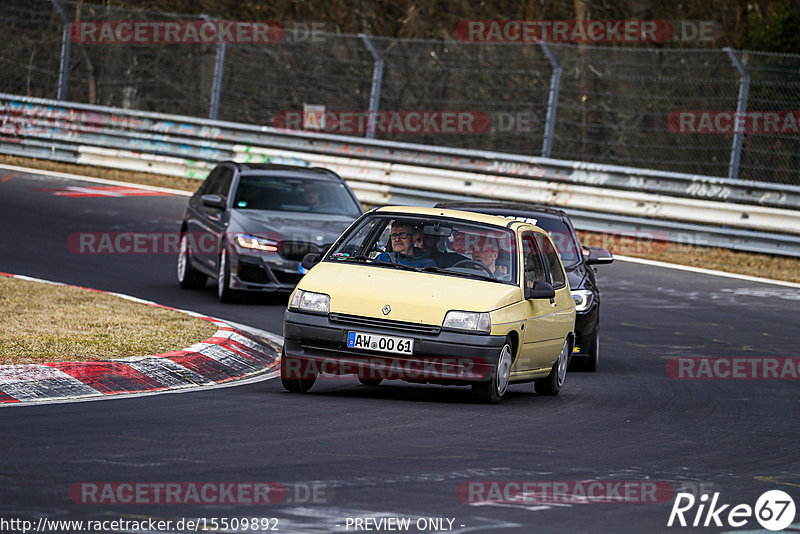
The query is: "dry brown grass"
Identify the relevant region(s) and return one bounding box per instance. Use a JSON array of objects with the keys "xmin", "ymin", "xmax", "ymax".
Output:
[
  {"xmin": 0, "ymin": 276, "xmax": 218, "ymax": 365},
  {"xmin": 2, "ymin": 155, "xmax": 798, "ymax": 284}
]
